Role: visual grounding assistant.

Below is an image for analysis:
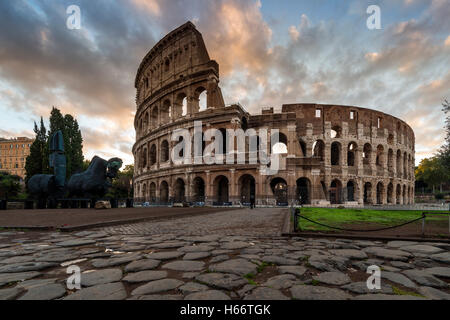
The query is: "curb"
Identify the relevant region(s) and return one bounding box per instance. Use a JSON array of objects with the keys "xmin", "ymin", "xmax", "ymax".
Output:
[{"xmin": 281, "ymin": 231, "xmax": 450, "ymax": 243}]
